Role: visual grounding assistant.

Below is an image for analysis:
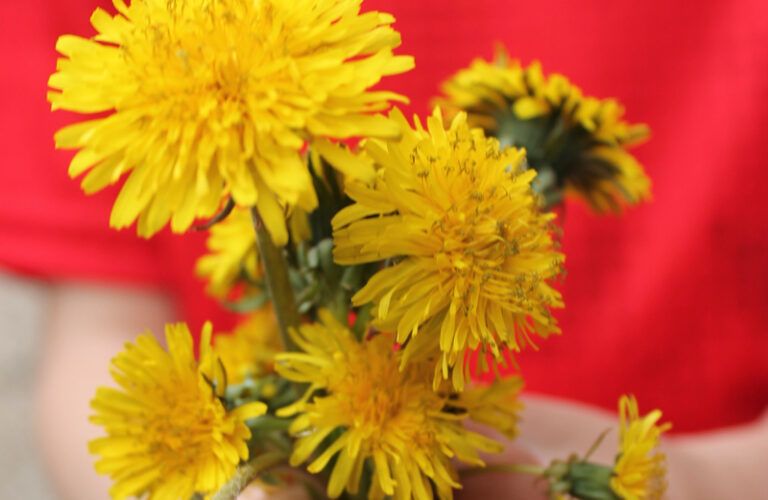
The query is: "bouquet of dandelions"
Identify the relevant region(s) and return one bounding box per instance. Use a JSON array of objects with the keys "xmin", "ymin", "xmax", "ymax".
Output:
[{"xmin": 47, "ymin": 1, "xmax": 670, "ymax": 499}]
